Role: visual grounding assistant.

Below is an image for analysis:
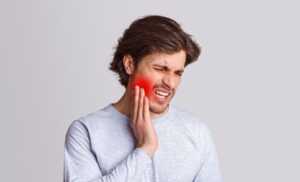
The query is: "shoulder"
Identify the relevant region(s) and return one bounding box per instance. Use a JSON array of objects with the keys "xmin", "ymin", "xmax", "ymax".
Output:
[
  {"xmin": 170, "ymin": 105, "xmax": 209, "ymax": 128},
  {"xmin": 66, "ymin": 104, "xmax": 114, "ymax": 137},
  {"xmin": 79, "ymin": 105, "xmax": 113, "ymax": 125},
  {"xmin": 170, "ymin": 105, "xmax": 212, "ymax": 135},
  {"xmin": 170, "ymin": 105, "xmax": 217, "ymax": 153}
]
